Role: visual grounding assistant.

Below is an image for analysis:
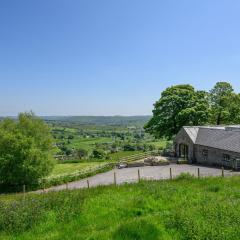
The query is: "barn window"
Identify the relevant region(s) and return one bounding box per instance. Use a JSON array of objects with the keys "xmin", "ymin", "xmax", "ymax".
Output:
[
  {"xmin": 202, "ymin": 149, "xmax": 208, "ymax": 161},
  {"xmin": 223, "ymin": 154, "xmax": 230, "ymax": 162}
]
